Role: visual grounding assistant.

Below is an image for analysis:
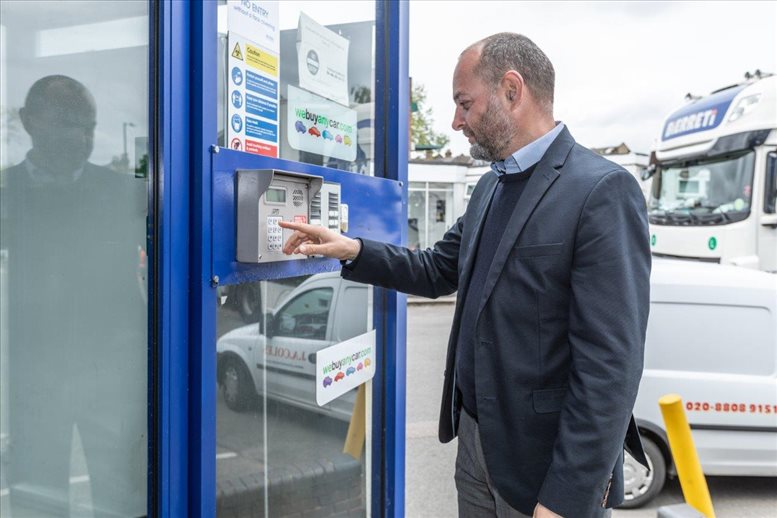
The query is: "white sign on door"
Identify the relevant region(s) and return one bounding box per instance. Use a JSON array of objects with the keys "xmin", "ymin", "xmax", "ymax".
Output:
[
  {"xmin": 316, "ymin": 330, "xmax": 375, "ymax": 406},
  {"xmin": 287, "ymin": 84, "xmax": 357, "ymax": 162},
  {"xmin": 227, "ymin": 0, "xmax": 279, "ymax": 53},
  {"xmin": 297, "ymin": 12, "xmax": 350, "ymax": 106}
]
